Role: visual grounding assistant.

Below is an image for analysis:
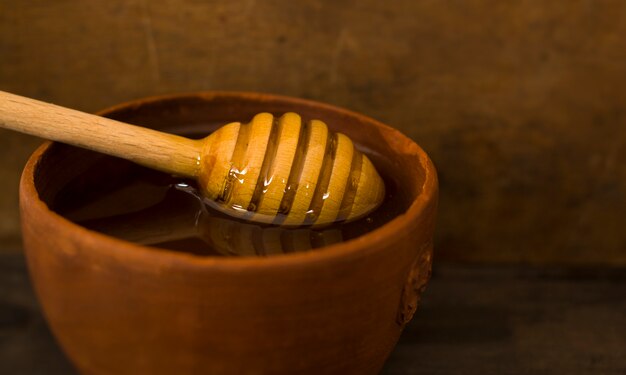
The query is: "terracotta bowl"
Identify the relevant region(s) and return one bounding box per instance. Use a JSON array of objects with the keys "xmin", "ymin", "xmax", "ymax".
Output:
[{"xmin": 19, "ymin": 92, "xmax": 438, "ymax": 375}]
